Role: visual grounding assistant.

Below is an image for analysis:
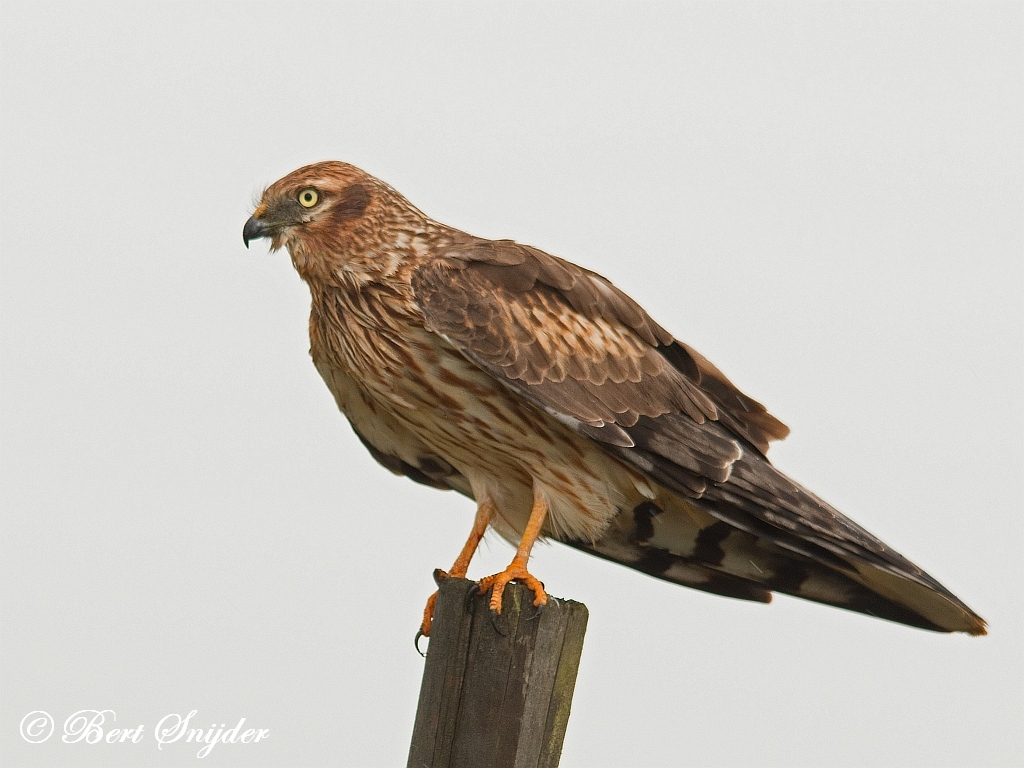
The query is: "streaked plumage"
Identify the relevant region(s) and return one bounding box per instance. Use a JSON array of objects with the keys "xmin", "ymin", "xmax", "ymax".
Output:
[{"xmin": 243, "ymin": 161, "xmax": 985, "ymax": 637}]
